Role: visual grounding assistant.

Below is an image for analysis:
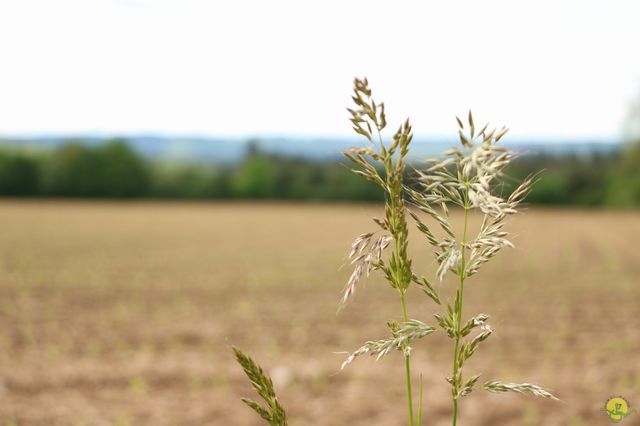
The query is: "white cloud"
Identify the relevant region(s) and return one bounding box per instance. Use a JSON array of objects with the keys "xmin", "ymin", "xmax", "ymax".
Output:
[{"xmin": 0, "ymin": 0, "xmax": 638, "ymax": 139}]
